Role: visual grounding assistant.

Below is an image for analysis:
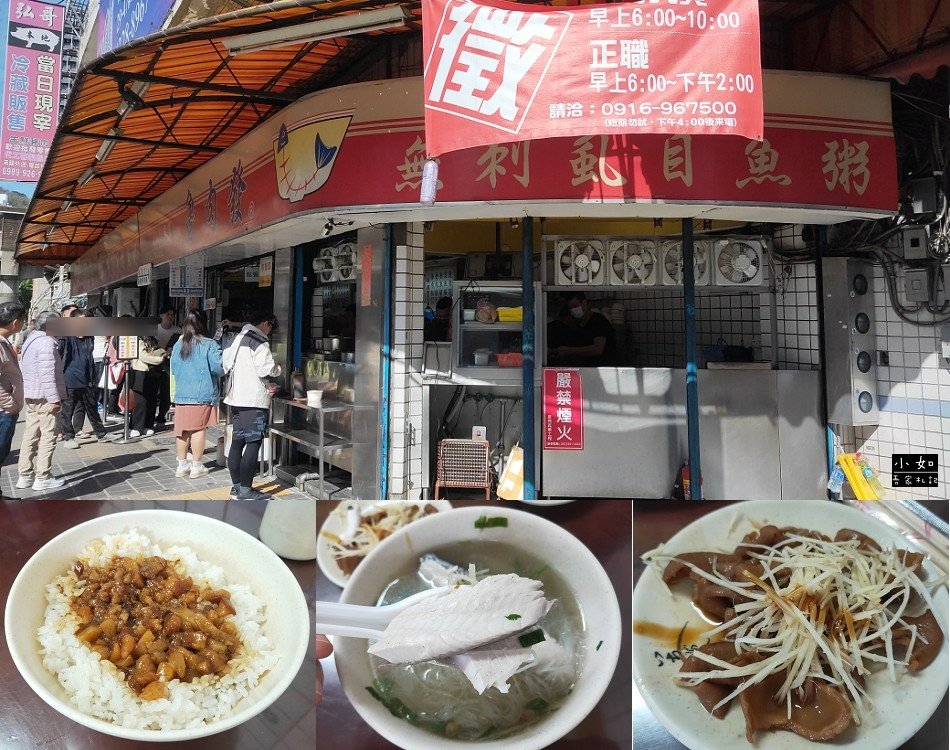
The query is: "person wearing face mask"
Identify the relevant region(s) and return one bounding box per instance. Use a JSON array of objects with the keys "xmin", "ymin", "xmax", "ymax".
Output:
[{"xmin": 553, "ymin": 291, "xmax": 617, "ymax": 367}]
